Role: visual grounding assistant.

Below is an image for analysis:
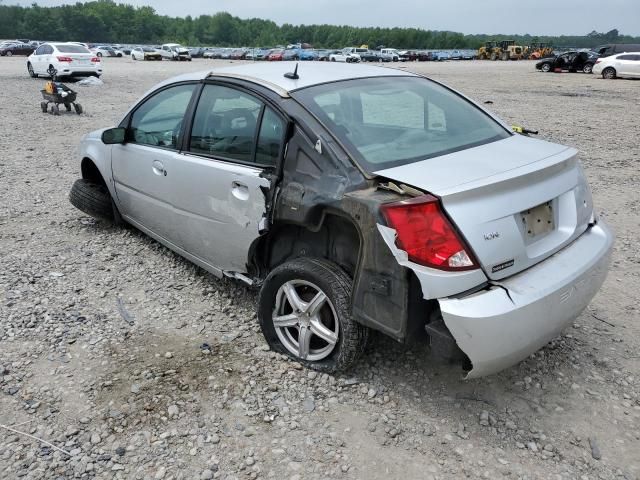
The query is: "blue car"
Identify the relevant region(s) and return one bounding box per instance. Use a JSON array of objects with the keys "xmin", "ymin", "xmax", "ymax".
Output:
[{"xmin": 298, "ymin": 49, "xmax": 318, "ymax": 61}]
